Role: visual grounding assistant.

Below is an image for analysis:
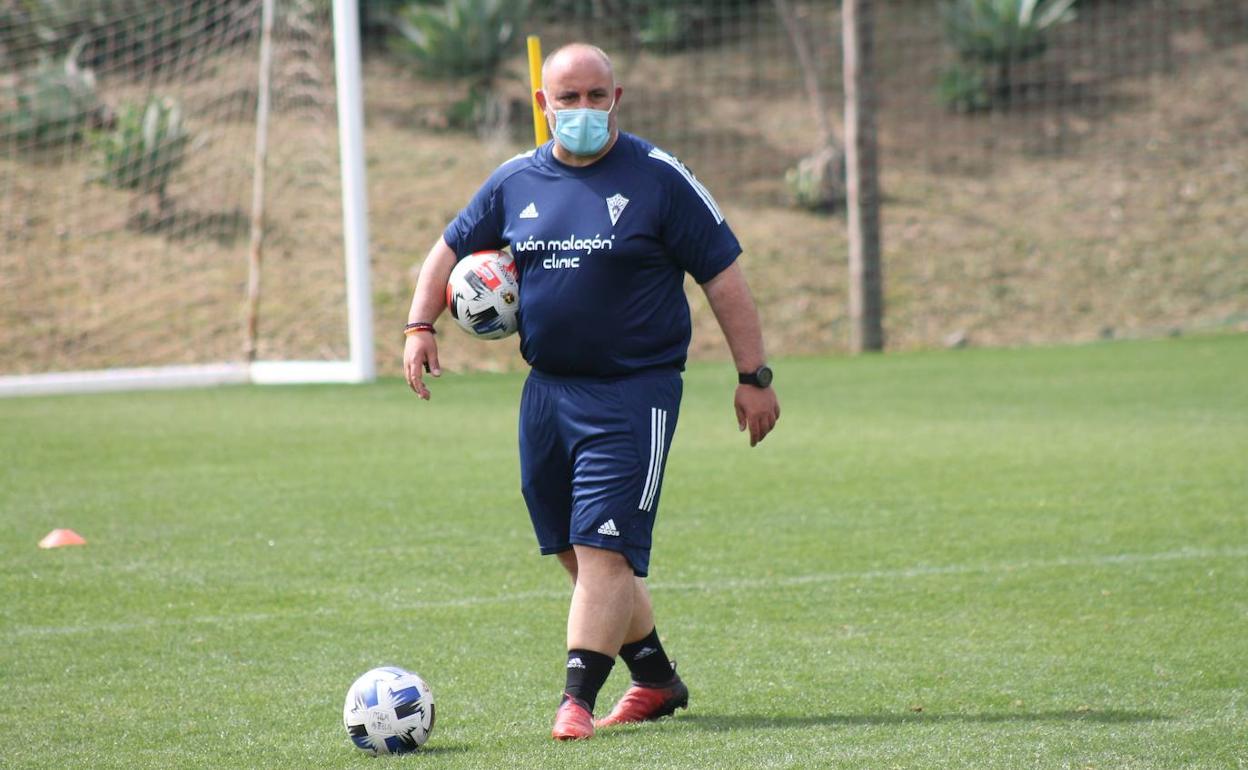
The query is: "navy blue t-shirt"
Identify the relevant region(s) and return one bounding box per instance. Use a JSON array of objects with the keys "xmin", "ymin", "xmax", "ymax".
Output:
[{"xmin": 443, "ymin": 132, "xmax": 741, "ymax": 378}]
